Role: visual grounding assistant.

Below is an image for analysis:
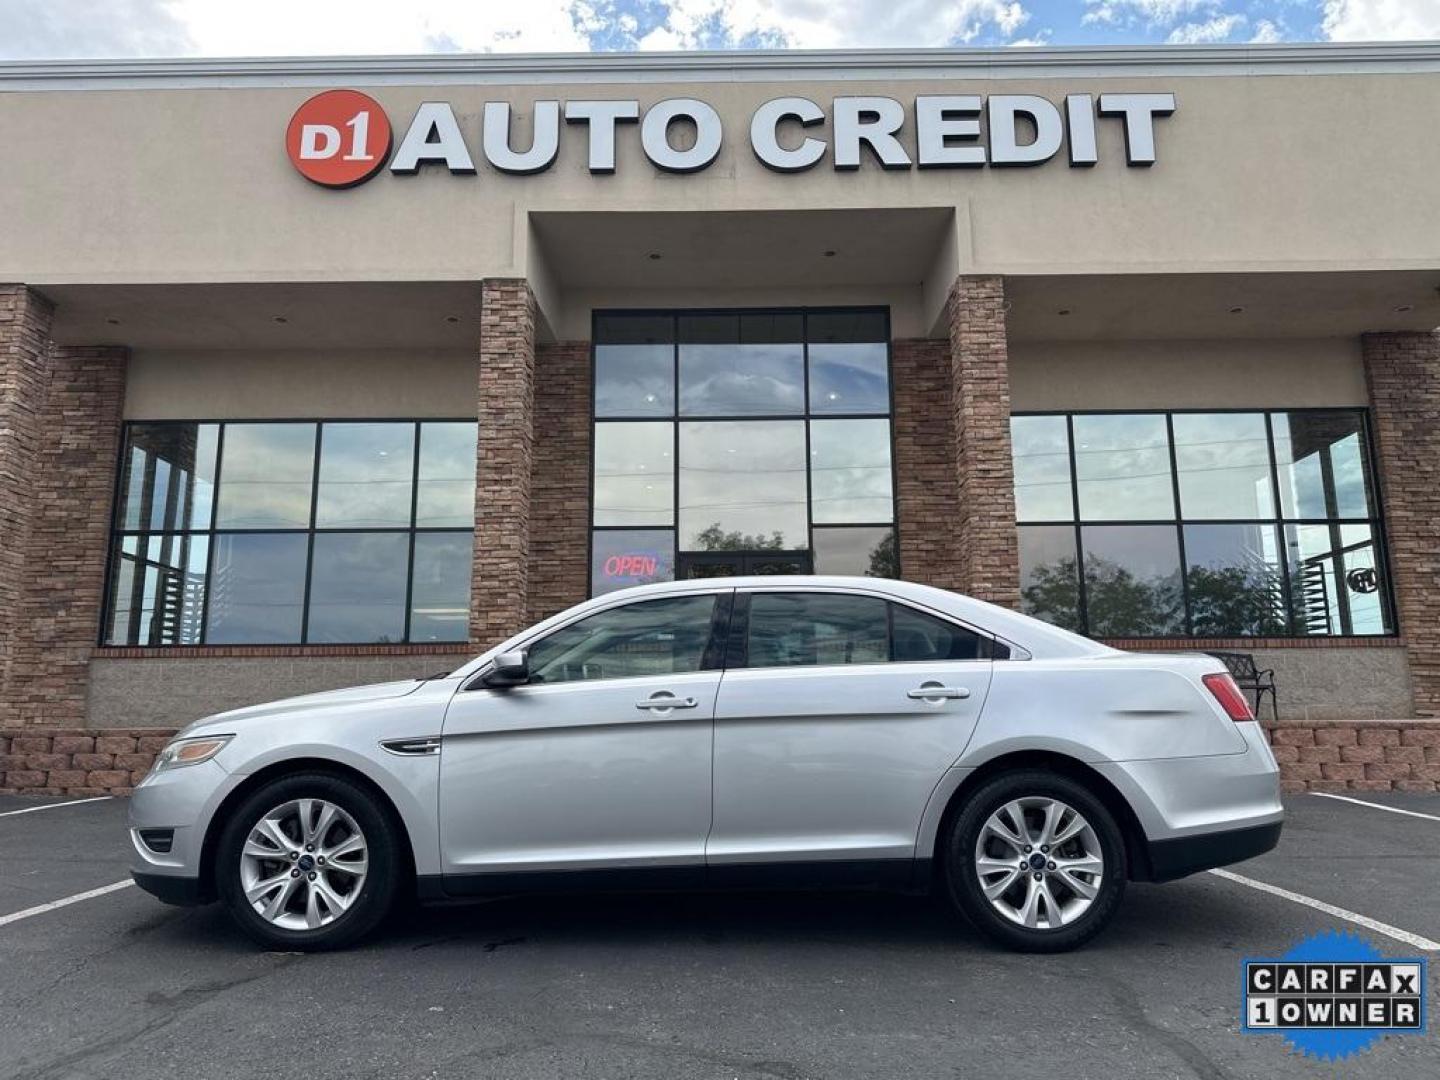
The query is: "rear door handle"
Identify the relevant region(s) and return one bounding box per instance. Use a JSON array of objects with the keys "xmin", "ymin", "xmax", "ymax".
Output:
[
  {"xmin": 907, "ymin": 685, "xmax": 970, "ymax": 700},
  {"xmin": 635, "ymin": 695, "xmax": 699, "ymax": 711}
]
